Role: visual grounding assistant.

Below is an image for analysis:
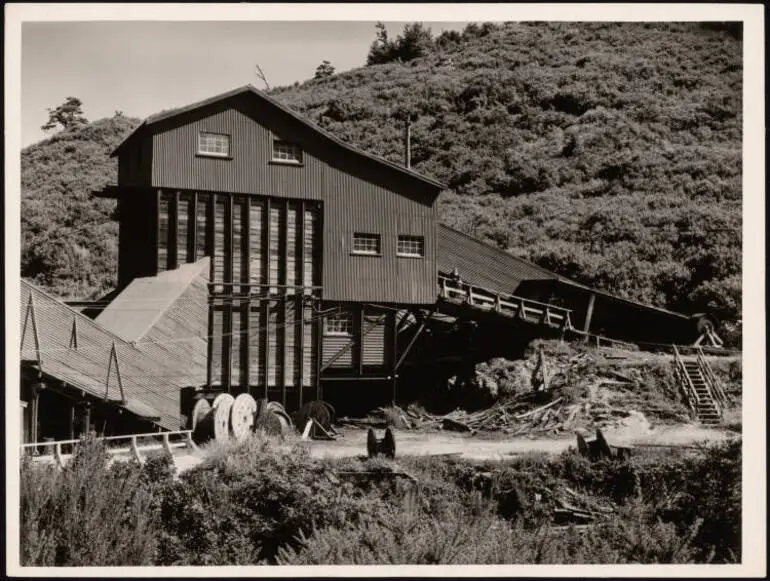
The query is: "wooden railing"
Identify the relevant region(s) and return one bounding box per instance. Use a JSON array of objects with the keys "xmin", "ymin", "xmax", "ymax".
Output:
[
  {"xmin": 672, "ymin": 345, "xmax": 698, "ymax": 418},
  {"xmin": 20, "ymin": 430, "xmax": 197, "ymax": 468},
  {"xmin": 437, "ymin": 275, "xmax": 573, "ymax": 331},
  {"xmin": 696, "ymin": 346, "xmax": 729, "ymax": 409}
]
